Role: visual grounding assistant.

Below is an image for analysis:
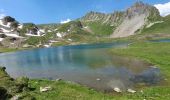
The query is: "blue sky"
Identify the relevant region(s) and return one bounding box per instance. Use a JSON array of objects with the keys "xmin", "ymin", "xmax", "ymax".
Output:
[{"xmin": 0, "ymin": 0, "xmax": 169, "ymax": 24}]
